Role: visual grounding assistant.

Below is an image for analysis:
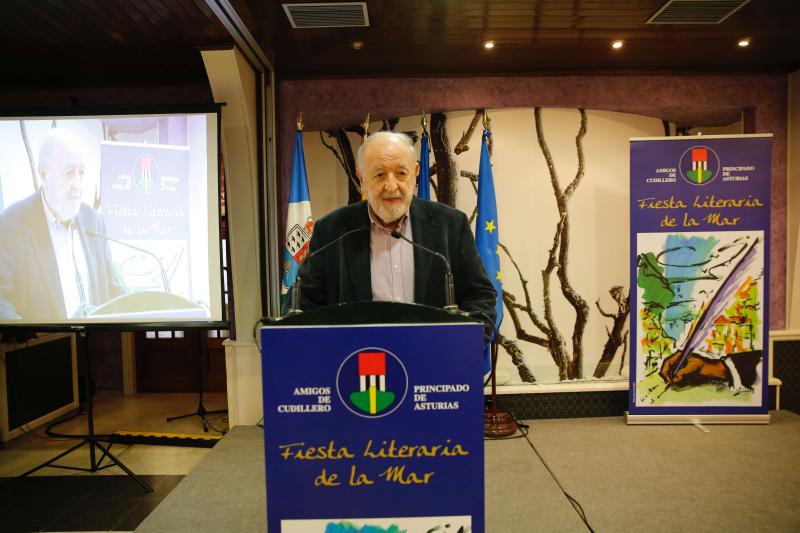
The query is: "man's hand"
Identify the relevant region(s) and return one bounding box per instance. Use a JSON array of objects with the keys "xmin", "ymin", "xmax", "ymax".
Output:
[{"xmin": 659, "ymin": 351, "xmax": 729, "ymax": 385}]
